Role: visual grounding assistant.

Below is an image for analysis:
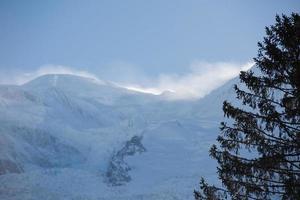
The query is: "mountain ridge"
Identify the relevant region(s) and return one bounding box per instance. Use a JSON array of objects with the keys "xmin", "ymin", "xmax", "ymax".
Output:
[{"xmin": 0, "ymin": 72, "xmax": 239, "ymax": 200}]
